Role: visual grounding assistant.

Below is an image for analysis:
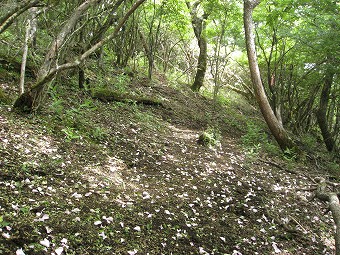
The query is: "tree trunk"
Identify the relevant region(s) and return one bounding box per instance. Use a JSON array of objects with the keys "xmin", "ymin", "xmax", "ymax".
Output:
[
  {"xmin": 38, "ymin": 0, "xmax": 101, "ymax": 79},
  {"xmin": 14, "ymin": 0, "xmax": 100, "ymax": 111},
  {"xmin": 317, "ymin": 66, "xmax": 335, "ymax": 152},
  {"xmin": 13, "ymin": 0, "xmax": 147, "ymax": 113},
  {"xmin": 192, "ymin": 35, "xmax": 208, "ymax": 92},
  {"xmin": 78, "ymin": 67, "xmax": 85, "ymax": 89},
  {"xmin": 19, "ymin": 20, "xmax": 31, "ymax": 95},
  {"xmin": 19, "ymin": 7, "xmax": 38, "ymax": 95},
  {"xmin": 186, "ymin": 1, "xmax": 209, "ymax": 92},
  {"xmin": 243, "ymin": 0, "xmax": 294, "ymax": 151}
]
